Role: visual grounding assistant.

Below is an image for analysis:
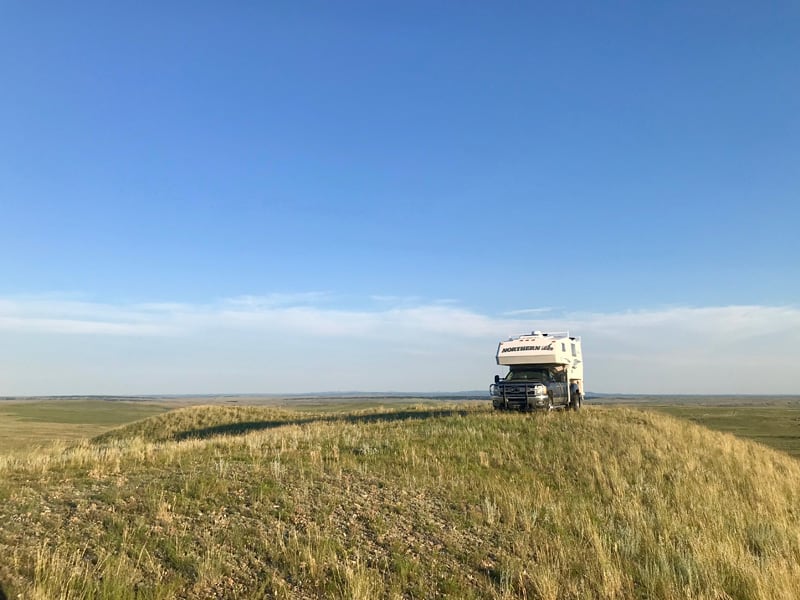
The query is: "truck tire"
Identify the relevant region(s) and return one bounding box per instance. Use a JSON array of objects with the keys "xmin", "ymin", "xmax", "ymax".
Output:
[{"xmin": 571, "ymin": 393, "xmax": 582, "ymax": 411}]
